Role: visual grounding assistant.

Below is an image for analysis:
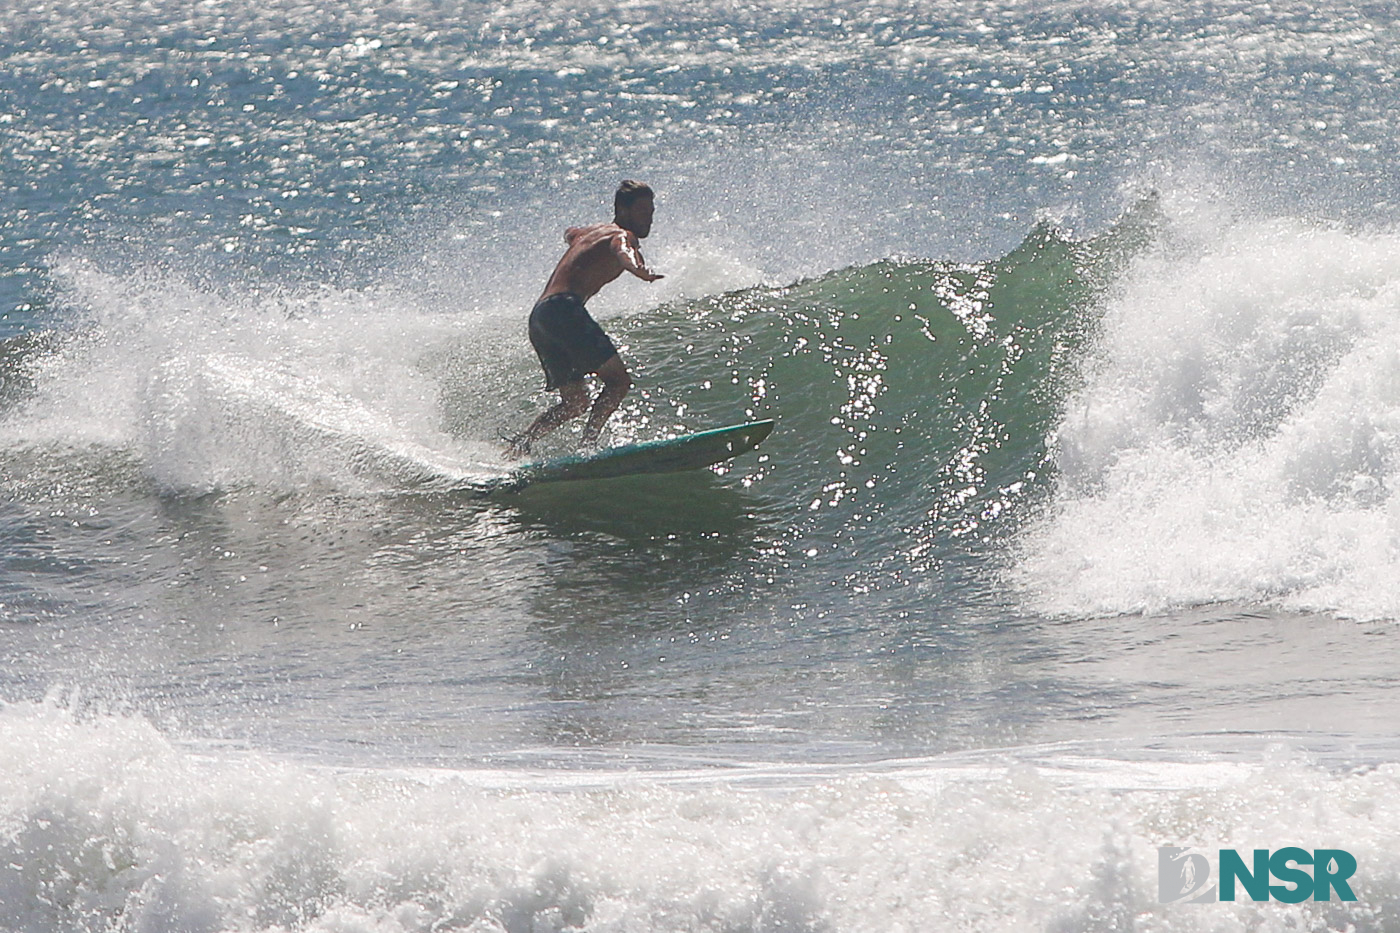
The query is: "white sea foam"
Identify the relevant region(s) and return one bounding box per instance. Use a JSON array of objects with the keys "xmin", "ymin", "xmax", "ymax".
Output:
[
  {"xmin": 3, "ymin": 260, "xmax": 517, "ymax": 494},
  {"xmin": 2, "ymin": 694, "xmax": 1396, "ymax": 933},
  {"xmin": 1020, "ymin": 214, "xmax": 1400, "ymax": 621}
]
